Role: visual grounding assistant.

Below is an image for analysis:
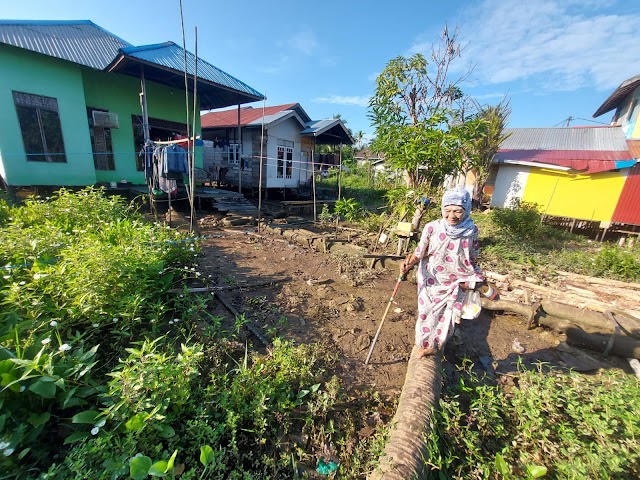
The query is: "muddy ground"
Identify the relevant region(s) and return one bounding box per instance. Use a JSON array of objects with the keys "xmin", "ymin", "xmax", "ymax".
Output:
[{"xmin": 161, "ymin": 207, "xmax": 634, "ymax": 402}]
